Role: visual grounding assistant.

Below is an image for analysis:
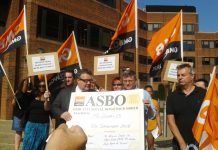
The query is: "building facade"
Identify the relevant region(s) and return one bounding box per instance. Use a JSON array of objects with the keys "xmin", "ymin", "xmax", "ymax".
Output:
[{"xmin": 0, "ymin": 0, "xmax": 217, "ymax": 119}]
